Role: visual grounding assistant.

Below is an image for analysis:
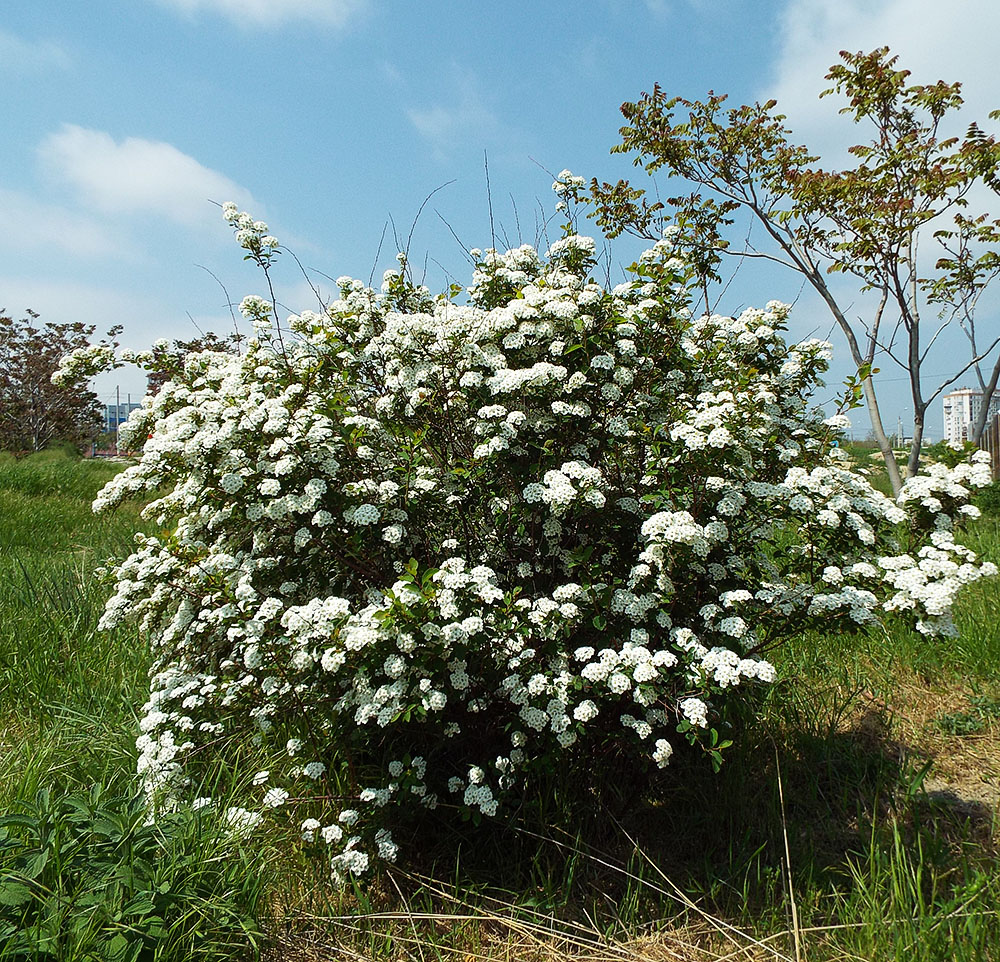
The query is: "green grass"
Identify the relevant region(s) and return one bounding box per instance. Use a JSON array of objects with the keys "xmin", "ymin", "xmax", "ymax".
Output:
[
  {"xmin": 0, "ymin": 453, "xmax": 272, "ymax": 960},
  {"xmin": 0, "ymin": 454, "xmax": 147, "ymax": 801},
  {"xmin": 2, "ymin": 453, "xmax": 999, "ymax": 961}
]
